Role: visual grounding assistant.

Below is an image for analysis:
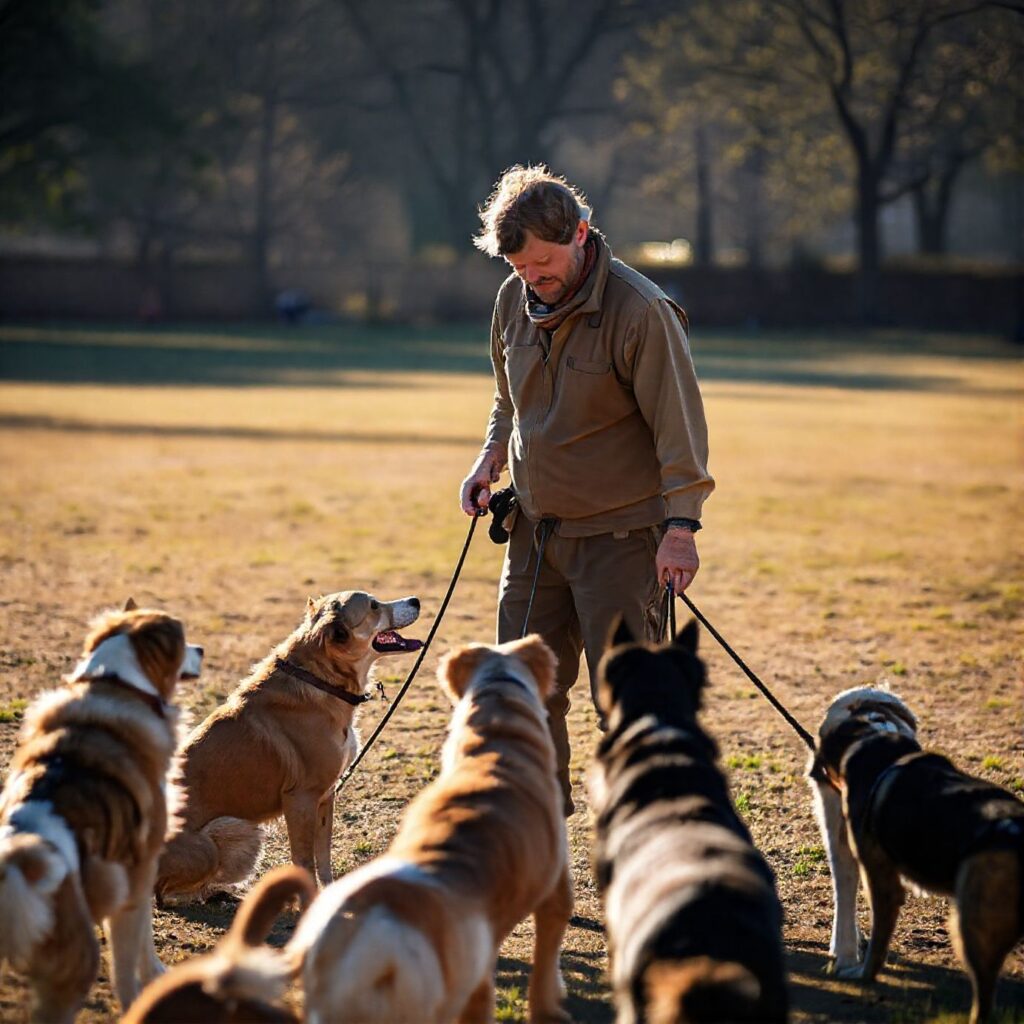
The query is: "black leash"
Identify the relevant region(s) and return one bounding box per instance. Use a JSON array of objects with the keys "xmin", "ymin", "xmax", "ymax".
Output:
[
  {"xmin": 520, "ymin": 517, "xmax": 555, "ymax": 639},
  {"xmin": 334, "ymin": 512, "xmax": 483, "ymax": 796},
  {"xmin": 665, "ymin": 580, "xmax": 816, "ymax": 752}
]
